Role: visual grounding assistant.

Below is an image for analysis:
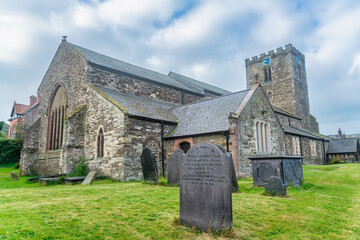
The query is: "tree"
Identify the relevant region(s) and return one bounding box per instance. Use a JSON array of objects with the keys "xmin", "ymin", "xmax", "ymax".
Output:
[{"xmin": 0, "ymin": 122, "xmax": 6, "ymax": 138}]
